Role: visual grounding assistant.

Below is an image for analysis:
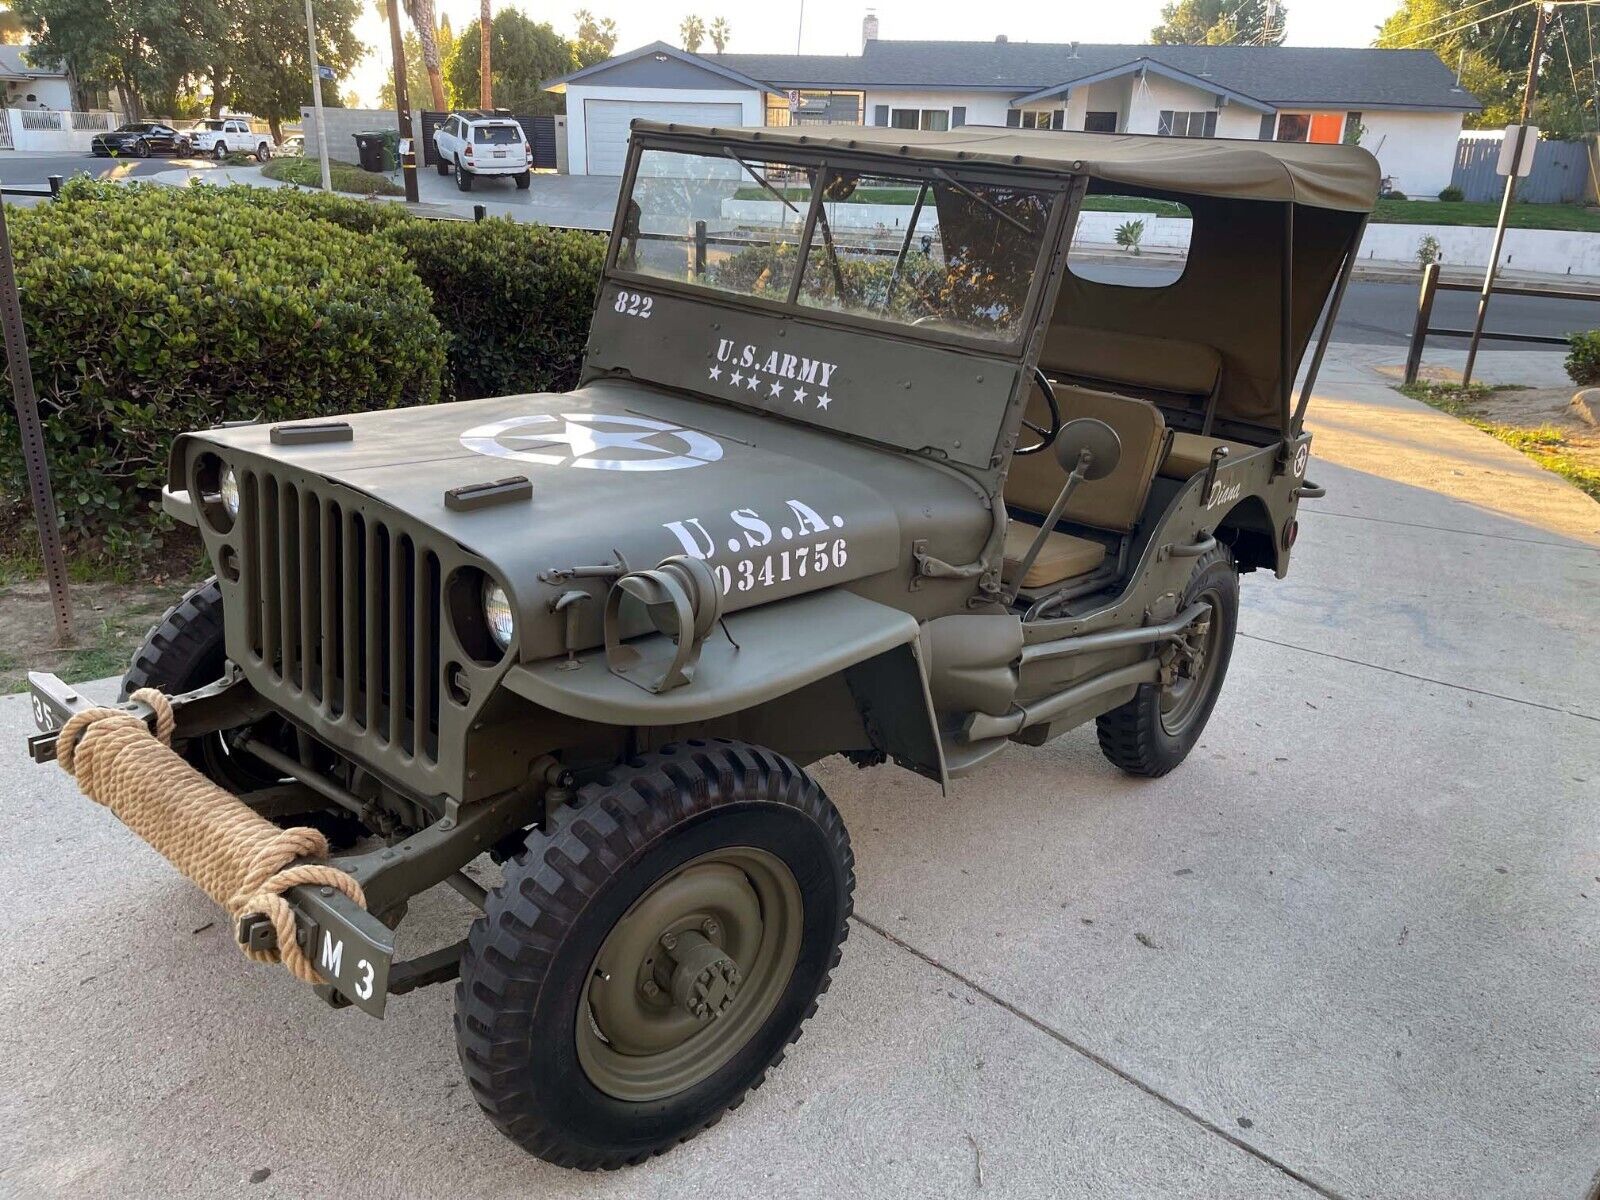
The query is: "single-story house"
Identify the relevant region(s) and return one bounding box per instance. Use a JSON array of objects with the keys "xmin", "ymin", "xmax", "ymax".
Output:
[
  {"xmin": 0, "ymin": 46, "xmax": 75, "ymax": 111},
  {"xmin": 544, "ymin": 28, "xmax": 1480, "ymax": 196}
]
